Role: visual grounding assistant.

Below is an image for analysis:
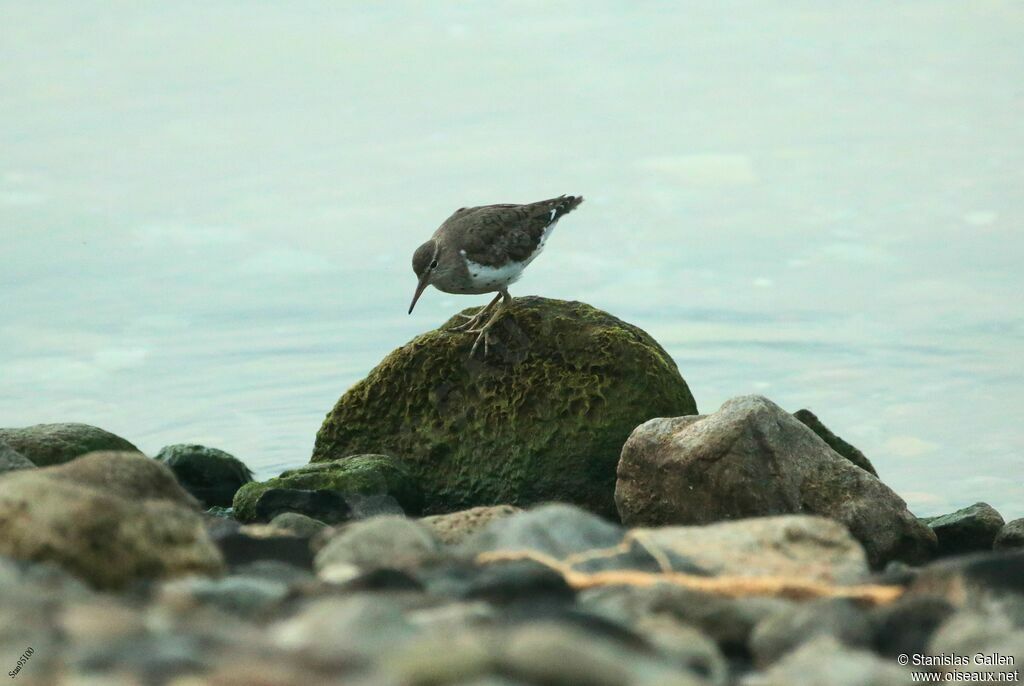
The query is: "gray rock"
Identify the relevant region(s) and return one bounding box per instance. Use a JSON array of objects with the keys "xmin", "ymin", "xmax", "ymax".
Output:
[
  {"xmin": 460, "ymin": 503, "xmax": 697, "ymax": 574},
  {"xmin": 44, "ymin": 450, "xmax": 200, "ymax": 508},
  {"xmin": 749, "ymin": 599, "xmax": 873, "ymax": 667},
  {"xmin": 741, "ymin": 635, "xmax": 909, "ymax": 686},
  {"xmin": 0, "ymin": 440, "xmax": 35, "ymax": 474},
  {"xmin": 344, "ymin": 492, "xmax": 406, "ymax": 519},
  {"xmin": 0, "ymin": 422, "xmax": 138, "ymax": 466},
  {"xmin": 632, "ymin": 515, "xmax": 870, "ymax": 584},
  {"xmin": 922, "ymin": 502, "xmax": 1005, "ymax": 556},
  {"xmin": 272, "ymin": 594, "xmax": 418, "ymax": 666},
  {"xmin": 793, "ymin": 408, "xmax": 877, "ymax": 476},
  {"xmin": 315, "ymin": 516, "xmax": 441, "ymax": 574},
  {"xmin": 269, "ymin": 512, "xmax": 328, "ymax": 537},
  {"xmin": 994, "ymin": 518, "xmax": 1024, "ymax": 551},
  {"xmin": 462, "ymin": 503, "xmax": 625, "ymax": 558},
  {"xmin": 616, "ymin": 395, "xmax": 937, "ymax": 567},
  {"xmin": 580, "ymin": 584, "xmax": 793, "ymax": 654},
  {"xmin": 927, "ymin": 607, "xmax": 1016, "ymax": 653},
  {"xmin": 231, "ymin": 559, "xmax": 317, "ymax": 586},
  {"xmin": 421, "ymin": 505, "xmax": 523, "ymax": 545},
  {"xmin": 496, "ymin": 620, "xmax": 707, "ymax": 686},
  {"xmin": 158, "ymin": 574, "xmax": 291, "ymax": 619},
  {"xmin": 155, "ymin": 443, "xmax": 253, "ymax": 507},
  {"xmin": 0, "ymin": 466, "xmax": 224, "ymax": 589},
  {"xmin": 631, "ymin": 614, "xmax": 728, "ymax": 685}
]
